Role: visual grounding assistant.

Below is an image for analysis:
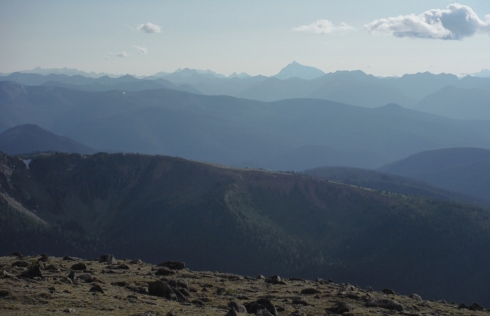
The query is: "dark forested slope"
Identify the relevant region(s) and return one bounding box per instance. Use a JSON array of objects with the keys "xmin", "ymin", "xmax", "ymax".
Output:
[{"xmin": 1, "ymin": 151, "xmax": 490, "ymax": 305}]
